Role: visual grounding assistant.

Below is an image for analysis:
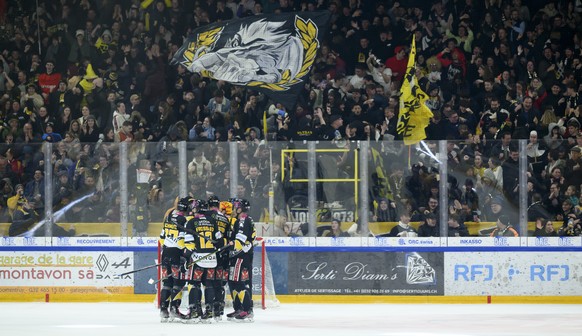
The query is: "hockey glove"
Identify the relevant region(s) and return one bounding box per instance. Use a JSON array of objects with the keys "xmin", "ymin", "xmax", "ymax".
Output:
[
  {"xmin": 233, "ymin": 240, "xmax": 244, "ymax": 253},
  {"xmin": 233, "ymin": 240, "xmax": 252, "ymax": 253}
]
